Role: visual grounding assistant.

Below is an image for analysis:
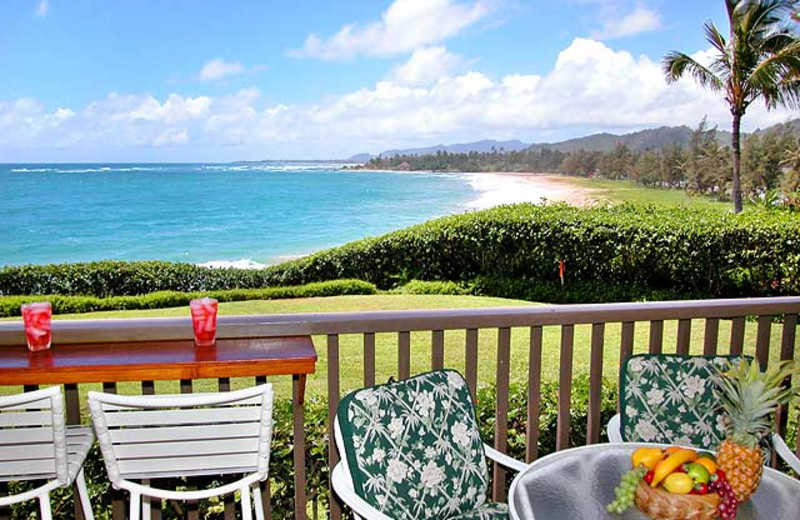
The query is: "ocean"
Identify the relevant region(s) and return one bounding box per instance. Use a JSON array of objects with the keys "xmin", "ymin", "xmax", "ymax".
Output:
[{"xmin": 0, "ymin": 162, "xmax": 481, "ymax": 267}]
